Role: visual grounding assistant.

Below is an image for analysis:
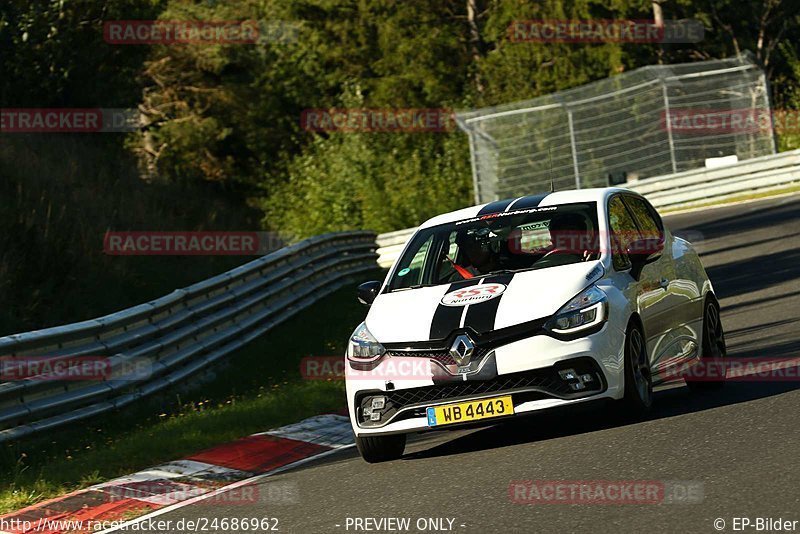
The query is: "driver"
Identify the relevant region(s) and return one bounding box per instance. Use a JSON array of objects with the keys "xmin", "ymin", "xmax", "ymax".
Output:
[{"xmin": 454, "ymin": 228, "xmax": 501, "ymax": 277}]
